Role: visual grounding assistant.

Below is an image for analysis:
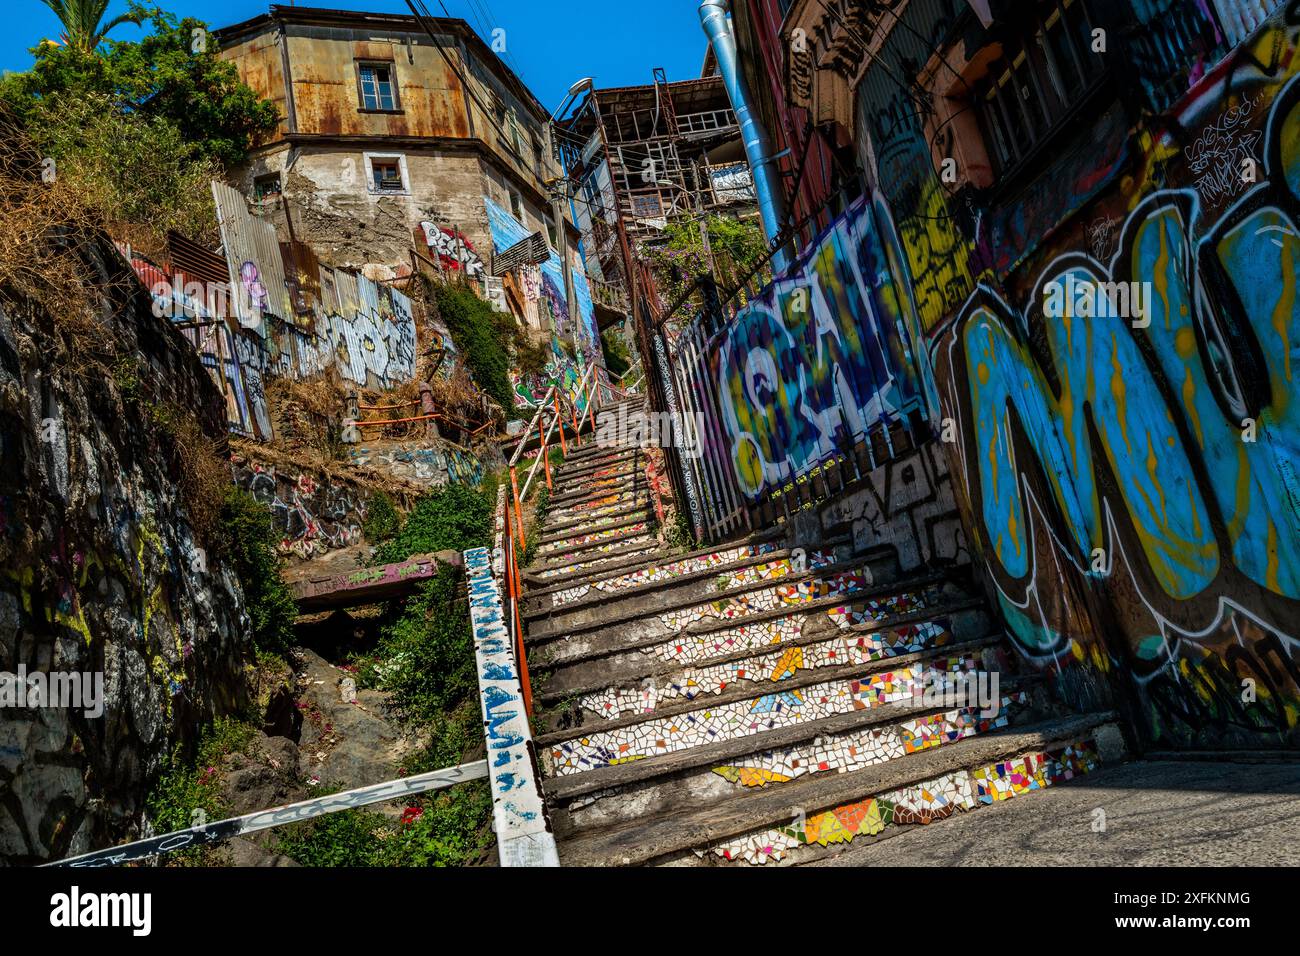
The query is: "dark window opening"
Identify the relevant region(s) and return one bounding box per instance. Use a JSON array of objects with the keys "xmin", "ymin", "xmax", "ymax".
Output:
[
  {"xmin": 975, "ymin": 0, "xmax": 1105, "ymax": 177},
  {"xmin": 371, "ymin": 160, "xmax": 403, "ymax": 191},
  {"xmin": 253, "ymin": 172, "xmax": 282, "ymax": 202},
  {"xmin": 358, "ymin": 61, "xmax": 398, "ymax": 111}
]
